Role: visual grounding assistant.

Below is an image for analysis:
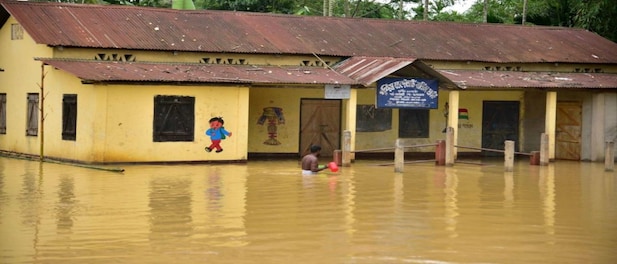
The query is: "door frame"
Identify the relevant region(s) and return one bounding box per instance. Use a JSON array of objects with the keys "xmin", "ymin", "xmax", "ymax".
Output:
[
  {"xmin": 481, "ymin": 100, "xmax": 520, "ymax": 156},
  {"xmin": 299, "ymin": 98, "xmax": 342, "ymax": 157}
]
